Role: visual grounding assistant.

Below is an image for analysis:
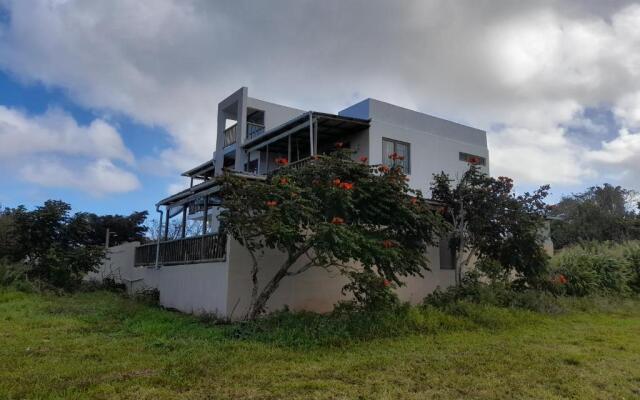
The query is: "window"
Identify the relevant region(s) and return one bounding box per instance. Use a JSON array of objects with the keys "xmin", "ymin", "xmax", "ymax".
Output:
[
  {"xmin": 382, "ymin": 138, "xmax": 410, "ymax": 173},
  {"xmin": 459, "ymin": 152, "xmax": 486, "ymax": 166},
  {"xmin": 439, "ymin": 236, "xmax": 456, "ymax": 270}
]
